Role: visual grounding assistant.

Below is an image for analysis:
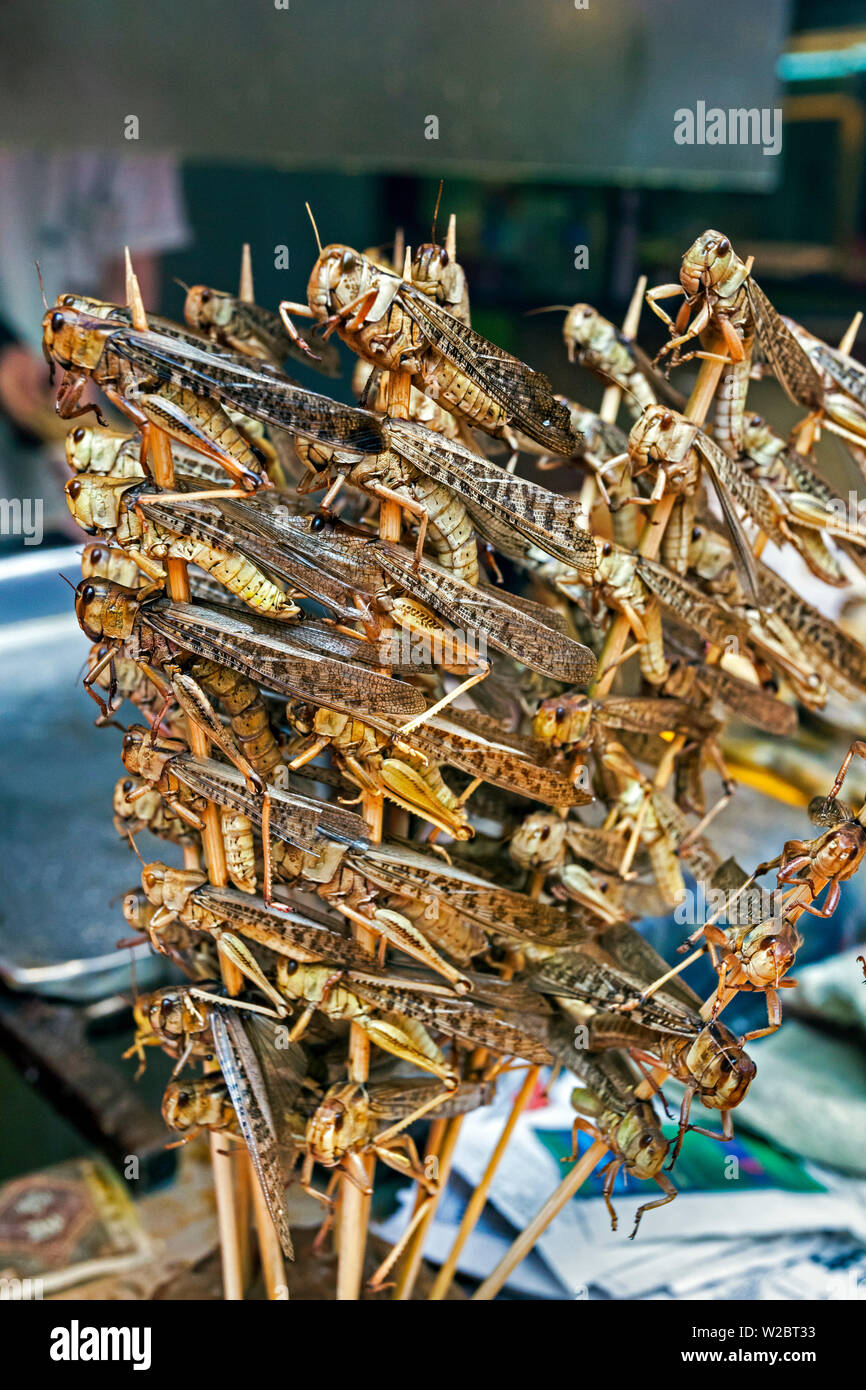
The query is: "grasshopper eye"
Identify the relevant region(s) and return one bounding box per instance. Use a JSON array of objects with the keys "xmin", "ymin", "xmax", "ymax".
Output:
[
  {"xmin": 68, "ymin": 478, "xmax": 82, "ymax": 500},
  {"xmin": 73, "ymin": 426, "xmax": 86, "ymax": 442},
  {"xmin": 639, "ymin": 1133, "xmax": 654, "ymax": 1149},
  {"xmin": 602, "ymin": 542, "xmax": 613, "ymax": 557},
  {"xmin": 122, "ymin": 779, "xmax": 134, "ymax": 795},
  {"xmin": 691, "ymin": 526, "xmax": 702, "ymax": 541},
  {"xmin": 439, "ymin": 248, "xmax": 448, "ymax": 264},
  {"xmin": 80, "ymin": 583, "xmax": 95, "ymax": 606},
  {"xmin": 200, "ymin": 290, "xmax": 210, "ymax": 303},
  {"xmin": 717, "ymin": 238, "xmax": 730, "ymax": 255},
  {"xmin": 333, "ymin": 1112, "xmax": 344, "ymax": 1131},
  {"xmin": 51, "ymin": 310, "xmax": 64, "ymax": 333},
  {"xmin": 659, "ymin": 411, "xmax": 673, "ymax": 429},
  {"xmin": 311, "ymin": 515, "xmax": 326, "ymax": 532},
  {"xmin": 283, "ymin": 960, "xmax": 298, "ymax": 975},
  {"xmin": 341, "ymin": 250, "xmax": 358, "ymax": 272}
]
